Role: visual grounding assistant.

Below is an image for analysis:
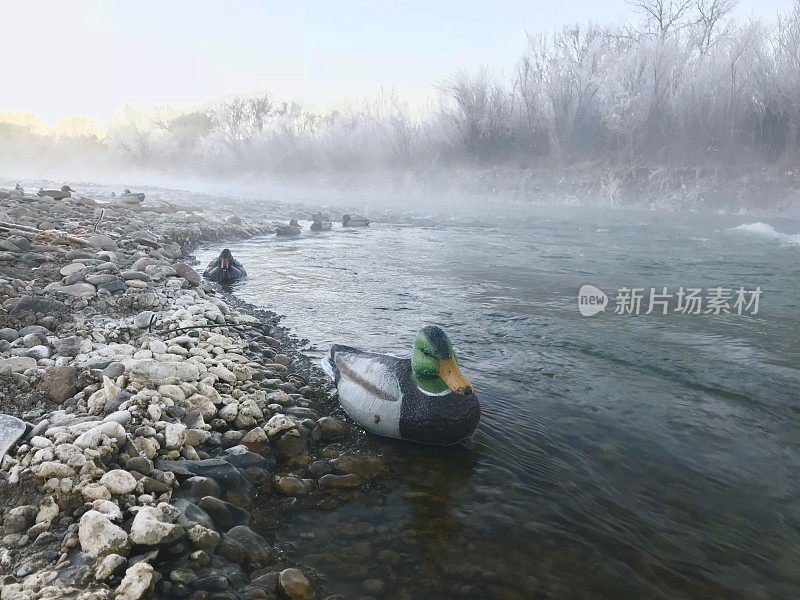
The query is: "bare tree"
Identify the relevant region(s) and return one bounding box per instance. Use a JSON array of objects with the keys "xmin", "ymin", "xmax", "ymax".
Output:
[
  {"xmin": 695, "ymin": 0, "xmax": 738, "ymax": 52},
  {"xmin": 627, "ymin": 0, "xmax": 695, "ymax": 38}
]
